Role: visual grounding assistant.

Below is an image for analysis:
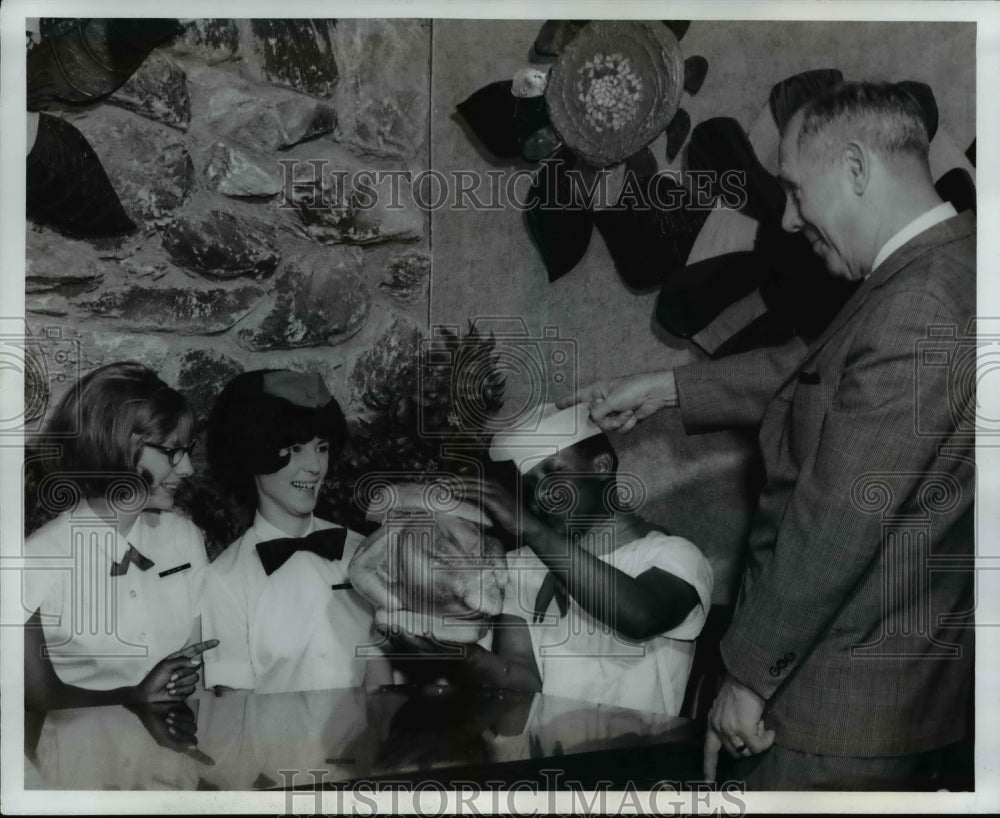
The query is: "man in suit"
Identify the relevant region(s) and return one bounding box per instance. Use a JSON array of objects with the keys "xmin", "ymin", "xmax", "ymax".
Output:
[{"xmin": 564, "ymin": 82, "xmax": 975, "ymax": 790}]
